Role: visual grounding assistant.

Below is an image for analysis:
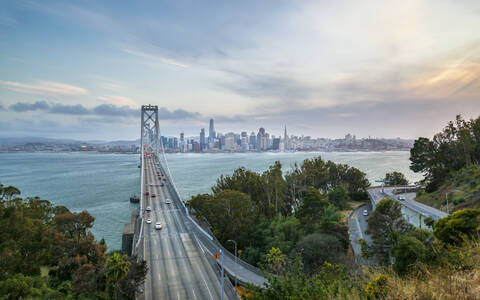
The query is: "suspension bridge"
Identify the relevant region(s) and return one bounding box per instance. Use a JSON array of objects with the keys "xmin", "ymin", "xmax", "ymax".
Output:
[{"xmin": 126, "ymin": 105, "xmax": 266, "ymax": 300}]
